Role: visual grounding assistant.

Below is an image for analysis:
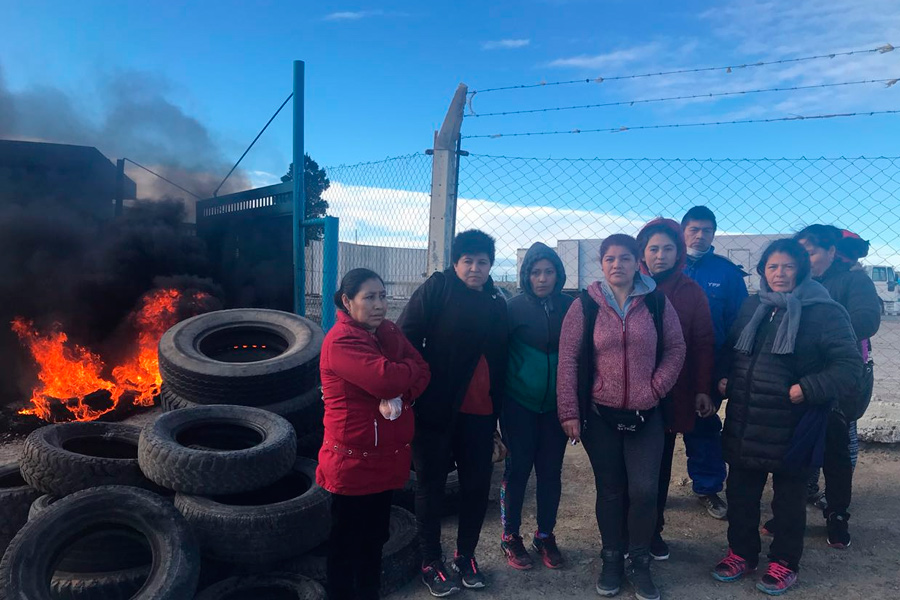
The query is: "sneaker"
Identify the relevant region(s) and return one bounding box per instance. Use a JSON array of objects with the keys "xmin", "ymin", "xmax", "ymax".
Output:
[
  {"xmin": 596, "ymin": 549, "xmax": 624, "ymax": 597},
  {"xmin": 532, "ymin": 532, "xmax": 564, "ymax": 569},
  {"xmin": 626, "ymin": 552, "xmax": 660, "ymax": 600},
  {"xmin": 826, "ymin": 513, "xmax": 851, "ymax": 549},
  {"xmin": 500, "ymin": 533, "xmax": 533, "ymax": 570},
  {"xmin": 421, "ymin": 559, "xmax": 460, "ymax": 597},
  {"xmin": 761, "ymin": 518, "xmax": 775, "ymax": 537},
  {"xmin": 697, "ymin": 493, "xmax": 728, "ymax": 520},
  {"xmin": 452, "ymin": 552, "xmax": 486, "ymax": 589},
  {"xmin": 712, "ymin": 549, "xmax": 756, "ymax": 582},
  {"xmin": 756, "ymin": 560, "xmax": 798, "ymax": 595},
  {"xmin": 649, "ymin": 533, "xmax": 669, "ymax": 561},
  {"xmin": 812, "ymin": 492, "xmax": 828, "ymax": 512}
]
